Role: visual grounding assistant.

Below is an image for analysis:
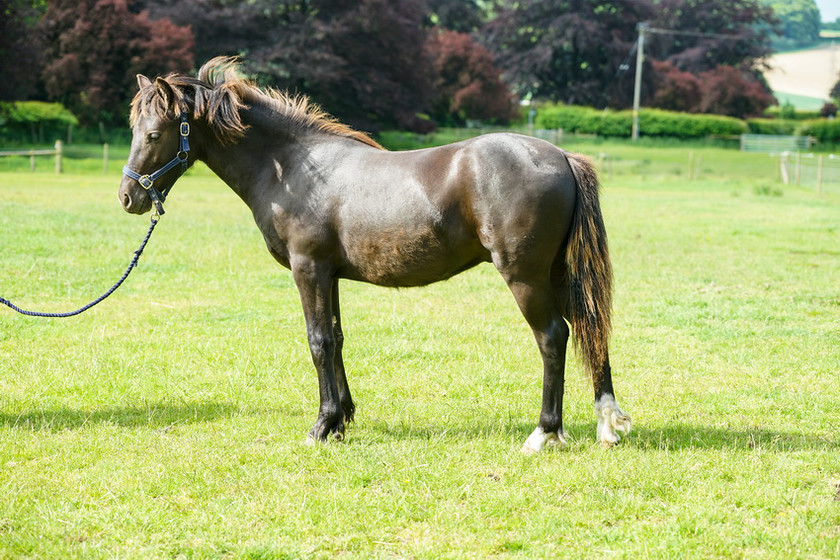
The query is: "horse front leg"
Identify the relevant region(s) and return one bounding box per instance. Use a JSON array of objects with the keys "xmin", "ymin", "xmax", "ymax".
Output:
[
  {"xmin": 332, "ymin": 280, "xmax": 355, "ymax": 423},
  {"xmin": 292, "ymin": 257, "xmax": 345, "ymax": 443}
]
